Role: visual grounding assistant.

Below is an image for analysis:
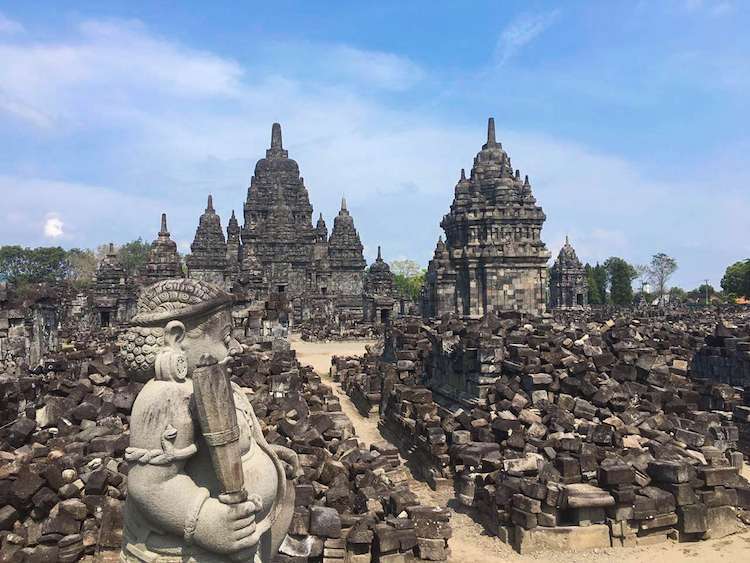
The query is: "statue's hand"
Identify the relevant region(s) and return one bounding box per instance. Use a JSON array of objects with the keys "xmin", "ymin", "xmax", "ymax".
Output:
[
  {"xmin": 270, "ymin": 444, "xmax": 300, "ymax": 479},
  {"xmin": 192, "ymin": 496, "xmax": 260, "ymax": 555}
]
